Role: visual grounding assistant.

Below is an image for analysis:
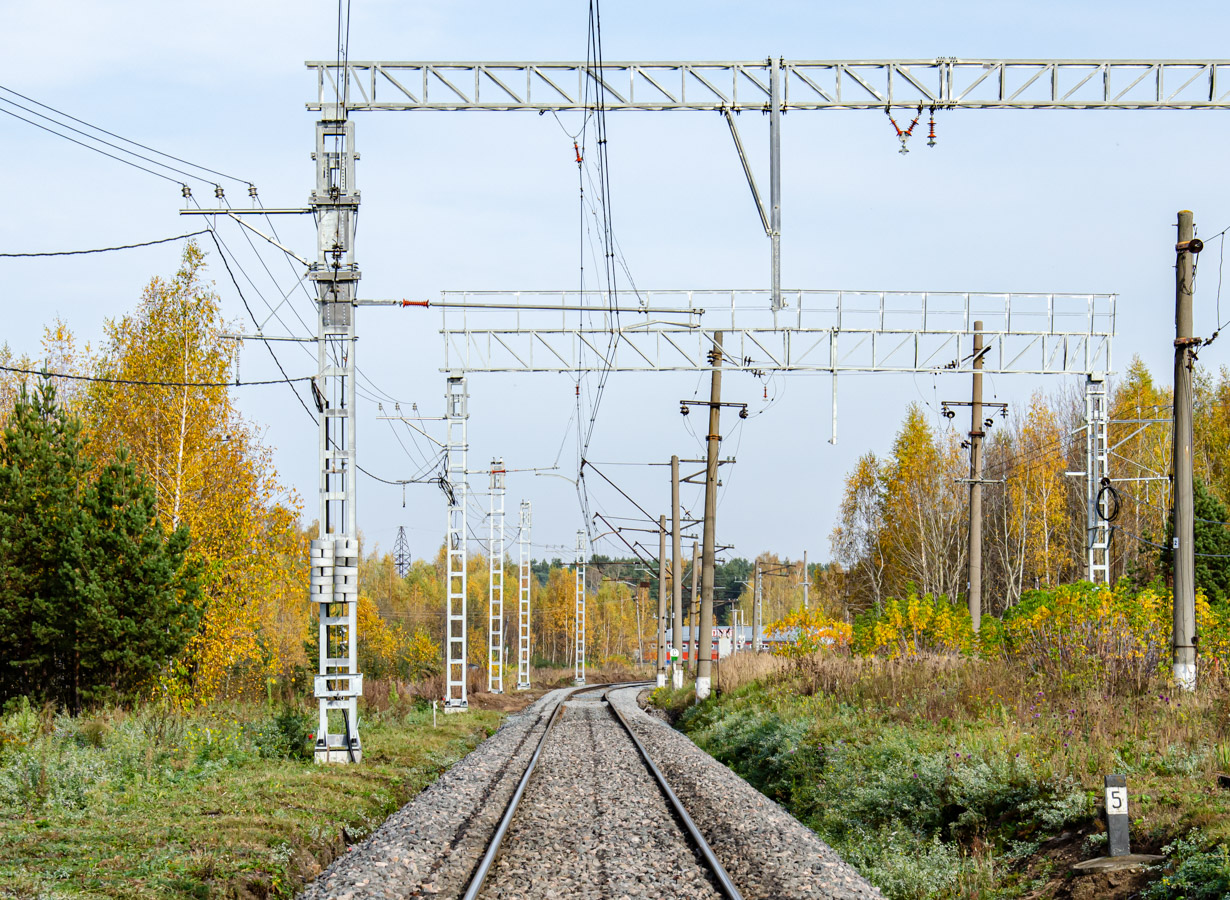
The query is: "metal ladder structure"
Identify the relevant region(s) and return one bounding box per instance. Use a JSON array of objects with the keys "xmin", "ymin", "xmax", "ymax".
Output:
[
  {"xmin": 444, "ymin": 373, "xmax": 469, "ymax": 712},
  {"xmin": 516, "ymin": 500, "xmax": 533, "ymax": 690},
  {"xmin": 574, "ymin": 530, "xmax": 586, "ymax": 685},
  {"xmin": 488, "ymin": 459, "xmax": 506, "ymax": 693},
  {"xmin": 1085, "ymin": 374, "xmax": 1111, "ymax": 584}
]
